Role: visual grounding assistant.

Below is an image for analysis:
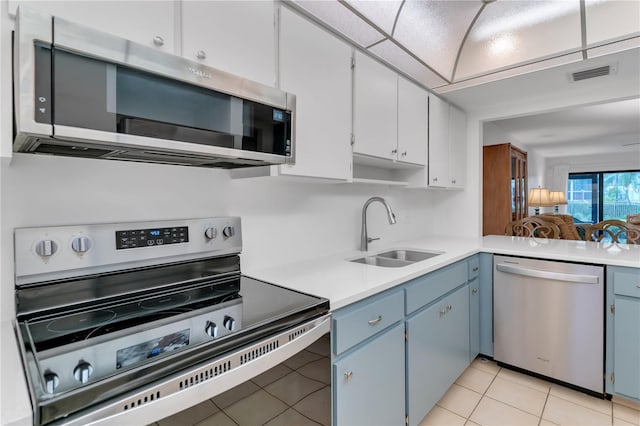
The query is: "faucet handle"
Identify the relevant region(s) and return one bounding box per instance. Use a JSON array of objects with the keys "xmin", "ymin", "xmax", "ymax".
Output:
[{"xmin": 367, "ymin": 237, "xmax": 380, "ymax": 243}]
